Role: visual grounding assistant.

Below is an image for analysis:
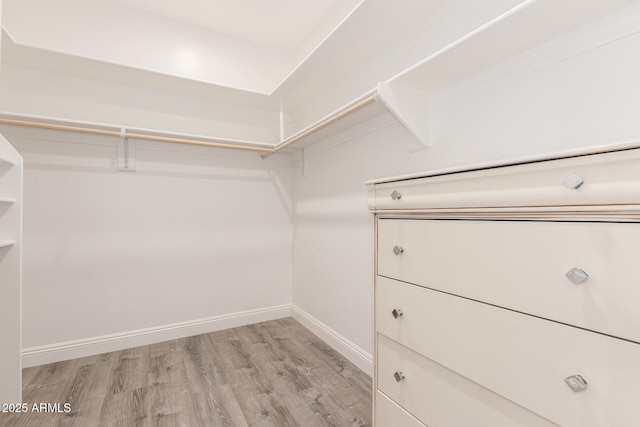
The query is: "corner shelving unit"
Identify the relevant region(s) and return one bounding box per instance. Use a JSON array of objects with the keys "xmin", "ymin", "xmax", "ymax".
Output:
[{"xmin": 0, "ymin": 133, "xmax": 23, "ymax": 404}]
